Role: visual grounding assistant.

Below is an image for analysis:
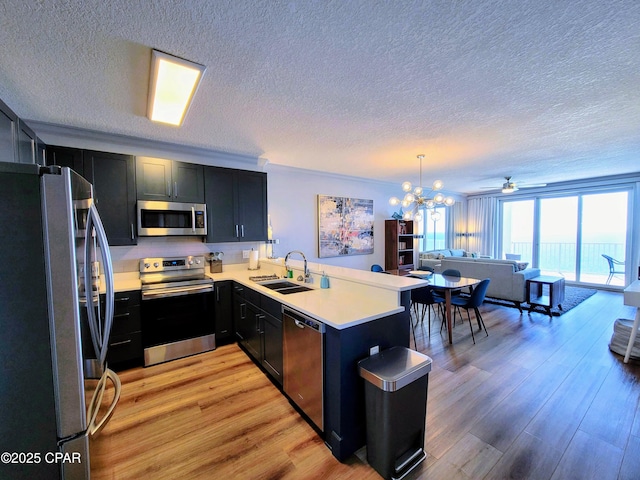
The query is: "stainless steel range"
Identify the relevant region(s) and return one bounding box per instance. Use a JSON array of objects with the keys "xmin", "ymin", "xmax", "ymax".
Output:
[{"xmin": 140, "ymin": 256, "xmax": 215, "ymax": 366}]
